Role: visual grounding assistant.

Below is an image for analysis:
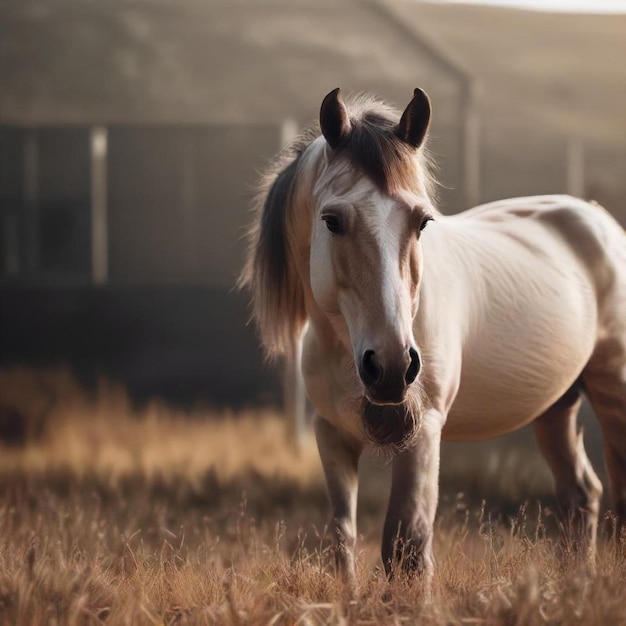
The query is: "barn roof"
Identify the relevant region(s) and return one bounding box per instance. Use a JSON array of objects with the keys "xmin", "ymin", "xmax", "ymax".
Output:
[
  {"xmin": 0, "ymin": 1, "xmax": 623, "ymax": 143},
  {"xmin": 0, "ymin": 0, "xmax": 464, "ymax": 127},
  {"xmin": 0, "ymin": 0, "xmax": 626, "ymax": 162}
]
